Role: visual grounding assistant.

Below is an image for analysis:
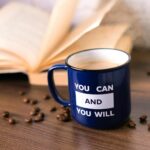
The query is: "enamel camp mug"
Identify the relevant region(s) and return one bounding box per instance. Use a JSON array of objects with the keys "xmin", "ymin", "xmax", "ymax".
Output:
[{"xmin": 48, "ymin": 48, "xmax": 131, "ymax": 129}]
